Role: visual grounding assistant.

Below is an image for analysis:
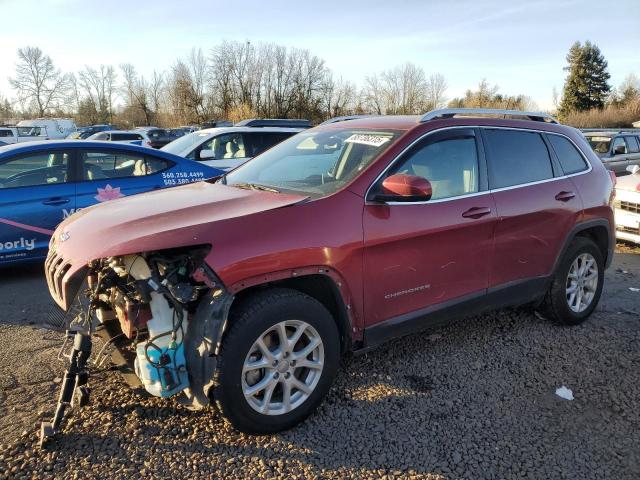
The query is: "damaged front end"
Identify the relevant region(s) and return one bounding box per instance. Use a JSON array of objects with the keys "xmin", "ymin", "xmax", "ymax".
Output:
[{"xmin": 41, "ymin": 246, "xmax": 233, "ymax": 445}]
